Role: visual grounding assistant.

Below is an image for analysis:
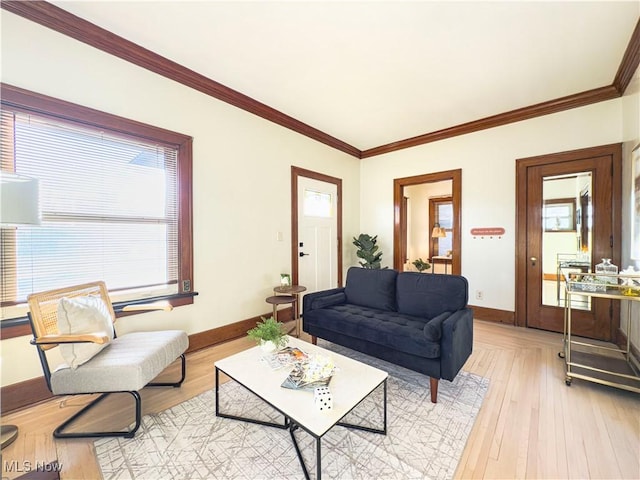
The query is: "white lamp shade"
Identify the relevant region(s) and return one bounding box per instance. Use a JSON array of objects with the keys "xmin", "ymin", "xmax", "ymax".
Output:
[{"xmin": 0, "ymin": 172, "xmax": 41, "ymax": 225}]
